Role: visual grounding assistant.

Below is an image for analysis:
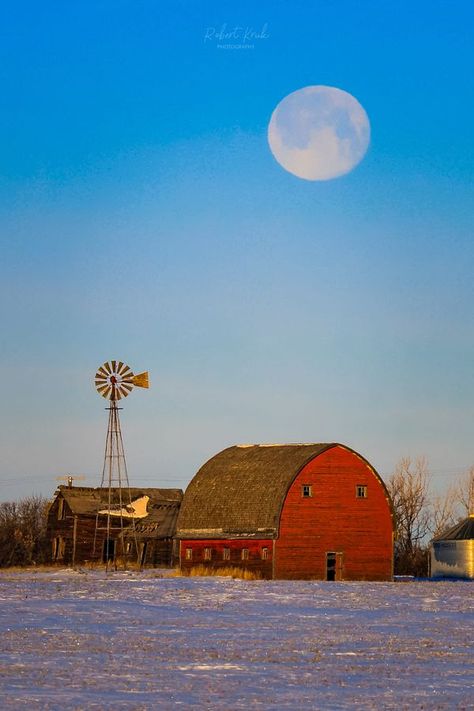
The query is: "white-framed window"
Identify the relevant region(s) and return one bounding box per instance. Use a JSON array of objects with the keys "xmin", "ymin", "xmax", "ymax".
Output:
[
  {"xmin": 261, "ymin": 547, "xmax": 269, "ymax": 560},
  {"xmin": 204, "ymin": 547, "xmax": 212, "ymax": 561},
  {"xmin": 223, "ymin": 548, "xmax": 230, "ymax": 561},
  {"xmin": 301, "ymin": 484, "xmax": 312, "ymax": 498},
  {"xmin": 356, "ymin": 485, "xmax": 368, "ymax": 499},
  {"xmin": 241, "ymin": 548, "xmax": 249, "ymax": 561},
  {"xmin": 185, "ymin": 548, "xmax": 193, "ymax": 561}
]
